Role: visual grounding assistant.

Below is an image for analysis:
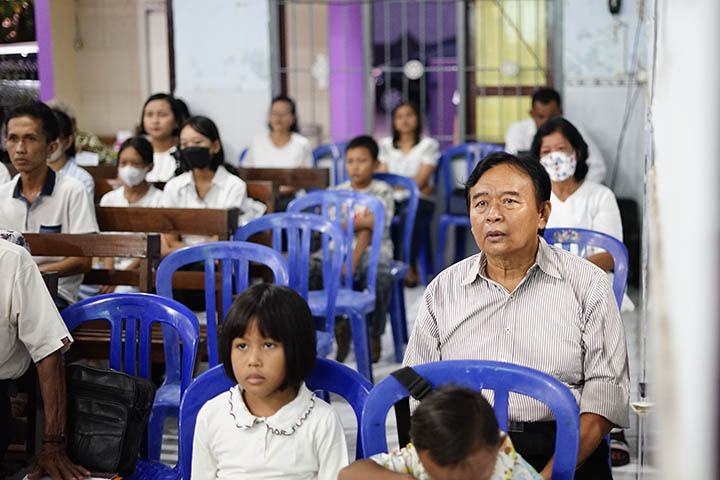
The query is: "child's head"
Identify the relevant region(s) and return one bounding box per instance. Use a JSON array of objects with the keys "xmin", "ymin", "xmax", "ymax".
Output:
[
  {"xmin": 410, "ymin": 385, "xmax": 502, "ymax": 480},
  {"xmin": 345, "ymin": 135, "xmax": 378, "ymax": 189},
  {"xmin": 117, "ymin": 136, "xmax": 154, "ymax": 187},
  {"xmin": 219, "ymin": 284, "xmax": 317, "ymax": 394},
  {"xmin": 391, "ymin": 102, "xmax": 422, "ymax": 146},
  {"xmin": 178, "ymin": 115, "xmax": 224, "ymax": 172},
  {"xmin": 268, "ymin": 94, "xmax": 298, "ymax": 133},
  {"xmin": 140, "ymin": 93, "xmax": 181, "ymax": 142}
]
